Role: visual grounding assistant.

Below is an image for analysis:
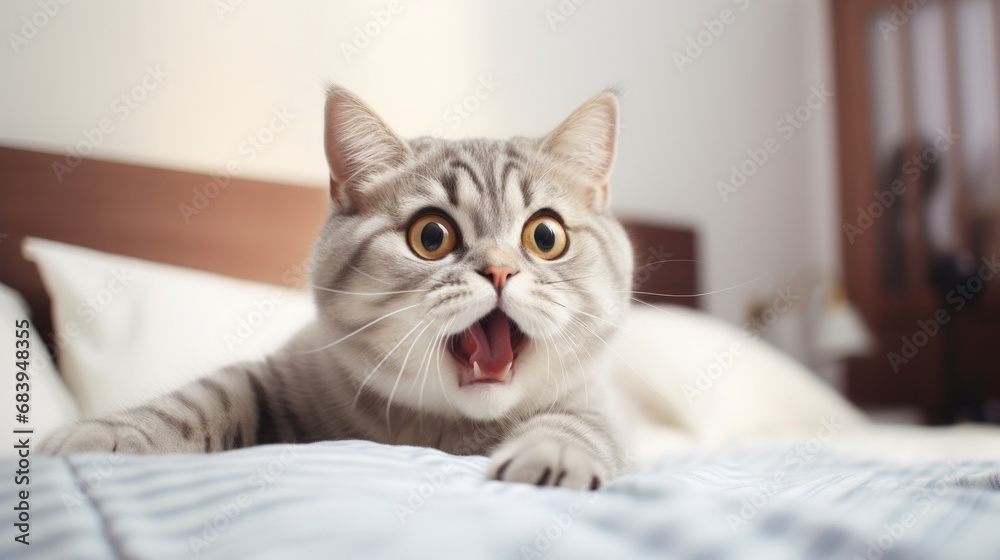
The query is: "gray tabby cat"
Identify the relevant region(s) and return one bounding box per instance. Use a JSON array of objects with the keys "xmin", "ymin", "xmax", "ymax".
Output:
[{"xmin": 41, "ymin": 86, "xmax": 634, "ymax": 490}]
